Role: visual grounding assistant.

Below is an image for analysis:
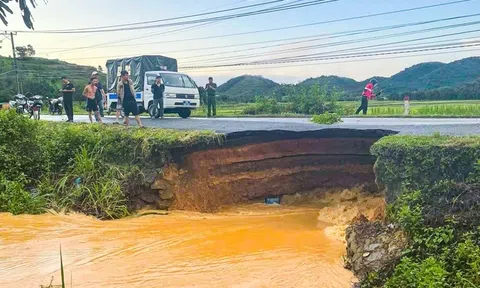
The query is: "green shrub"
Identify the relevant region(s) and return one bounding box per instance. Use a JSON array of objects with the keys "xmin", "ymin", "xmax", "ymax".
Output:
[
  {"xmin": 384, "ymin": 257, "xmax": 449, "ymax": 288},
  {"xmin": 241, "ymin": 97, "xmax": 282, "ymax": 115},
  {"xmin": 371, "ymin": 135, "xmax": 480, "ymax": 202},
  {"xmin": 0, "ymin": 110, "xmax": 47, "ymax": 181},
  {"xmin": 0, "ymin": 173, "xmax": 46, "ymax": 215},
  {"xmin": 311, "ymin": 113, "xmax": 342, "ymax": 125}
]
